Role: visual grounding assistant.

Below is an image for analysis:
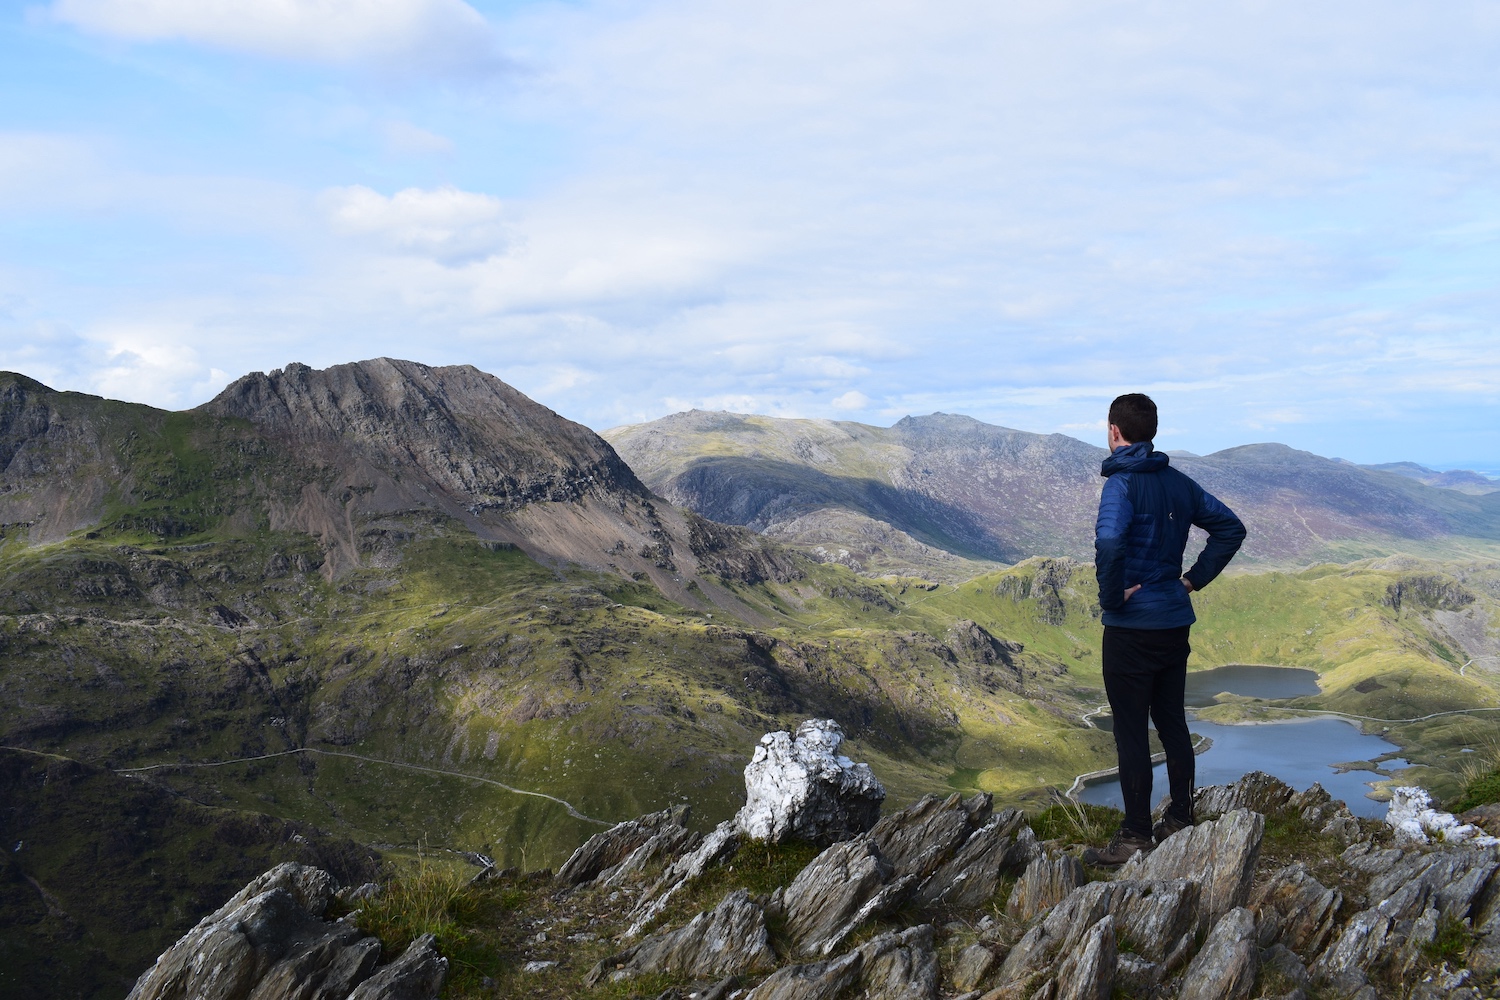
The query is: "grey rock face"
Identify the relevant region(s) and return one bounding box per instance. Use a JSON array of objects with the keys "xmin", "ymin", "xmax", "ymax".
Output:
[
  {"xmin": 126, "ymin": 863, "xmax": 441, "ymax": 1000},
  {"xmin": 346, "ymin": 935, "xmax": 447, "ymax": 1000},
  {"xmin": 735, "ymin": 719, "xmax": 886, "ymax": 846},
  {"xmin": 867, "ymin": 793, "xmax": 1035, "ymax": 911},
  {"xmin": 858, "ymin": 925, "xmax": 940, "ymax": 1000},
  {"xmin": 1194, "ymin": 771, "xmax": 1298, "ymax": 819},
  {"xmin": 951, "ymin": 943, "xmax": 1002, "ymax": 993},
  {"xmin": 587, "ymin": 889, "xmax": 776, "ymax": 985},
  {"xmin": 1006, "ymin": 852, "xmax": 1086, "ymax": 922},
  {"xmin": 744, "ymin": 951, "xmax": 862, "ymax": 1000},
  {"xmin": 626, "ymin": 819, "xmax": 741, "ymax": 938},
  {"xmin": 744, "ymin": 926, "xmax": 937, "ymax": 1000},
  {"xmin": 1178, "ymin": 907, "xmax": 1259, "ymax": 1000},
  {"xmin": 773, "ymin": 837, "xmax": 916, "ymax": 957},
  {"xmin": 1250, "ymin": 863, "xmax": 1344, "ymax": 957},
  {"xmin": 1118, "ymin": 809, "xmax": 1263, "ymax": 928},
  {"xmin": 557, "ymin": 804, "xmax": 696, "ymax": 887},
  {"xmin": 1312, "ymin": 843, "xmax": 1500, "ymax": 989},
  {"xmin": 1053, "ymin": 913, "xmax": 1116, "ymax": 1000}
]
